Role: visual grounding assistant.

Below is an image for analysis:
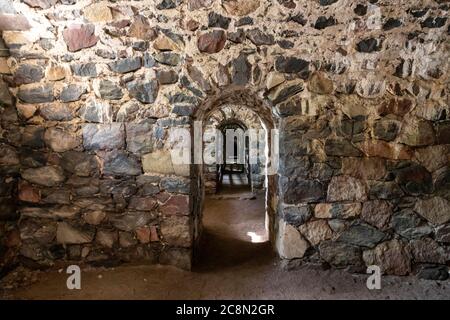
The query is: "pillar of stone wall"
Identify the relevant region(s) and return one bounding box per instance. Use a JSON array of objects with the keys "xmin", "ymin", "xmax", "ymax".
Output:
[
  {"xmin": 0, "ymin": 31, "xmax": 20, "ymax": 275},
  {"xmin": 203, "ymin": 123, "xmax": 219, "ymax": 194}
]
